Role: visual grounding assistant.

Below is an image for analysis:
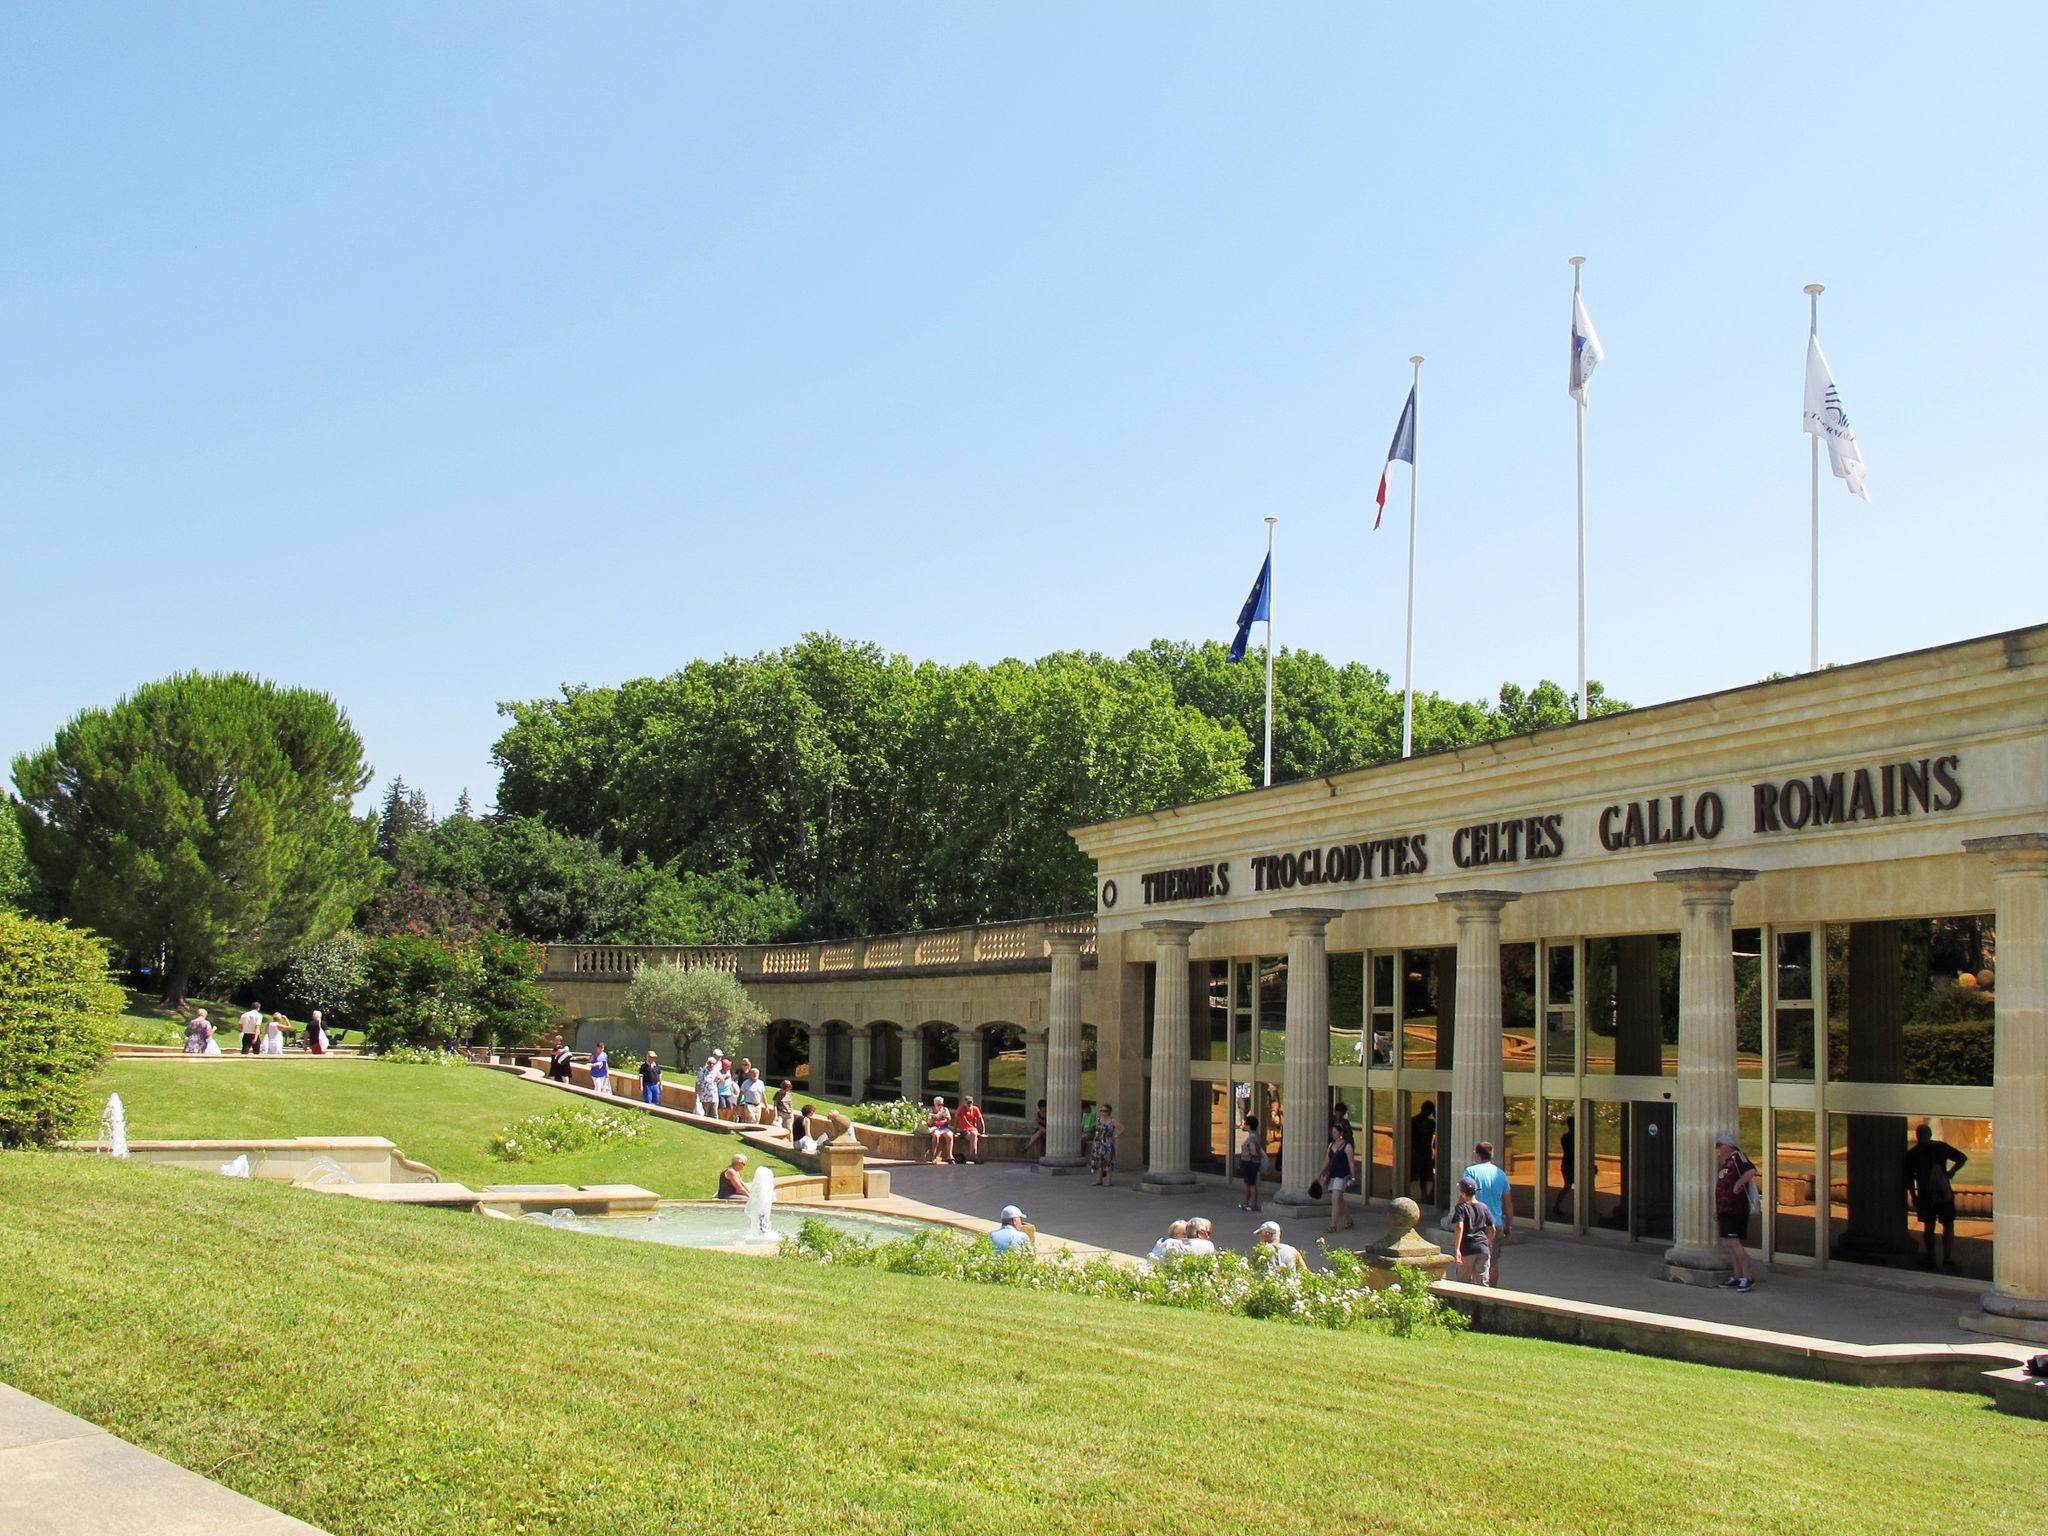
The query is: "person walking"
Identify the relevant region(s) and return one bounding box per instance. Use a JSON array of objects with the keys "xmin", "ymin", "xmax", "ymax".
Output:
[
  {"xmin": 1460, "ymin": 1141, "xmax": 1513, "ymax": 1286},
  {"xmin": 238, "ymin": 1003, "xmax": 264, "ymax": 1056},
  {"xmin": 589, "ymin": 1041, "xmax": 610, "ymax": 1092},
  {"xmin": 1714, "ymin": 1131, "xmax": 1759, "ymax": 1291},
  {"xmin": 1409, "ymin": 1099, "xmax": 1437, "ymax": 1202},
  {"xmin": 739, "ymin": 1069, "xmax": 767, "ymax": 1125},
  {"xmin": 695, "ymin": 1056, "xmax": 719, "ymax": 1117},
  {"xmin": 1238, "ymin": 1114, "xmax": 1265, "ymax": 1211},
  {"xmin": 548, "ymin": 1038, "xmax": 573, "ymax": 1082},
  {"xmin": 1317, "ymin": 1125, "xmax": 1357, "ymax": 1232},
  {"xmin": 1088, "ymin": 1103, "xmax": 1121, "ymax": 1186},
  {"xmin": 1549, "ymin": 1114, "xmax": 1576, "ymax": 1219},
  {"xmin": 772, "ymin": 1078, "xmax": 794, "ymax": 1130},
  {"xmin": 1903, "ymin": 1122, "xmax": 1969, "ymax": 1270},
  {"xmin": 183, "ymin": 1009, "xmax": 213, "ymax": 1055},
  {"xmin": 641, "ymin": 1052, "xmax": 663, "ymax": 1105},
  {"xmin": 306, "ymin": 1010, "xmax": 328, "ymax": 1055},
  {"xmin": 1448, "ymin": 1176, "xmax": 1495, "ymax": 1284},
  {"xmin": 261, "ymin": 1012, "xmax": 287, "ymax": 1056},
  {"xmin": 716, "ymin": 1060, "xmax": 739, "ymax": 1120}
]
